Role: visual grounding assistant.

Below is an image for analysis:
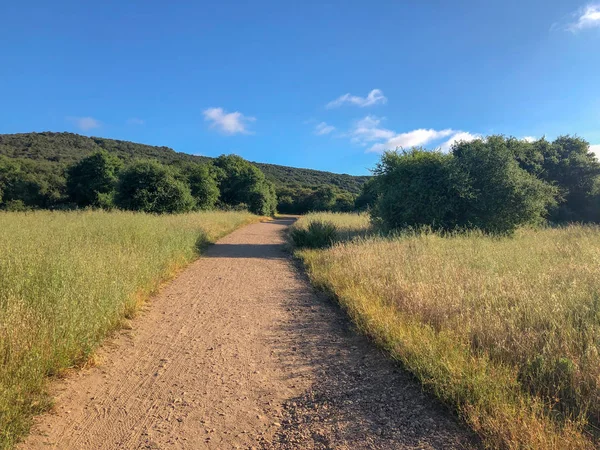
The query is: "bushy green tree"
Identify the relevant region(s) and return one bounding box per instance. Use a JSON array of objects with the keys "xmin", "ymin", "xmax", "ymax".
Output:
[
  {"xmin": 539, "ymin": 136, "xmax": 600, "ymax": 222},
  {"xmin": 354, "ymin": 177, "xmax": 379, "ymax": 211},
  {"xmin": 182, "ymin": 163, "xmax": 219, "ymax": 210},
  {"xmin": 452, "ymin": 137, "xmax": 557, "ymax": 233},
  {"xmin": 333, "ymin": 192, "xmax": 356, "ymax": 212},
  {"xmin": 306, "ymin": 185, "xmax": 337, "ymax": 211},
  {"xmin": 66, "ymin": 151, "xmax": 122, "ymax": 208},
  {"xmin": 0, "ymin": 156, "xmax": 66, "ymax": 209},
  {"xmin": 372, "ymin": 149, "xmax": 468, "ymax": 230},
  {"xmin": 372, "ymin": 144, "xmax": 557, "ymax": 234},
  {"xmin": 116, "ymin": 160, "xmax": 194, "ymax": 214},
  {"xmin": 213, "ymin": 155, "xmax": 276, "ymax": 215}
]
